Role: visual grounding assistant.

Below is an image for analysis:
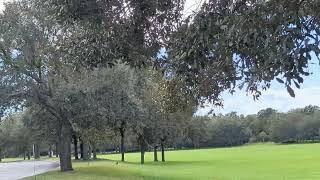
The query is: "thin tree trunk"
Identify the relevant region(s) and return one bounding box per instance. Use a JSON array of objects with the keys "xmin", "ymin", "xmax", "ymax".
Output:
[
  {"xmin": 154, "ymin": 146, "xmax": 158, "ymax": 162},
  {"xmin": 55, "ymin": 142, "xmax": 59, "ymax": 157},
  {"xmin": 27, "ymin": 150, "xmax": 31, "ymax": 160},
  {"xmin": 80, "ymin": 139, "xmax": 84, "ymax": 159},
  {"xmin": 161, "ymin": 140, "xmax": 165, "ymax": 162},
  {"xmin": 140, "ymin": 147, "xmax": 145, "ymax": 164},
  {"xmin": 59, "ymin": 123, "xmax": 73, "ymax": 172},
  {"xmin": 24, "ymin": 152, "xmax": 26, "ymax": 160},
  {"xmin": 89, "ymin": 143, "xmax": 92, "ymax": 159},
  {"xmin": 92, "ymin": 143, "xmax": 97, "ymax": 160},
  {"xmin": 139, "ymin": 135, "xmax": 145, "ymax": 164},
  {"xmin": 73, "ymin": 135, "xmax": 79, "ymax": 160},
  {"xmin": 82, "ymin": 141, "xmax": 90, "ymax": 160},
  {"xmin": 120, "ymin": 128, "xmax": 125, "ymax": 162},
  {"xmin": 93, "ymin": 151, "xmax": 97, "ymax": 160},
  {"xmin": 0, "ymin": 150, "xmax": 2, "ymax": 162},
  {"xmin": 34, "ymin": 144, "xmax": 40, "ymax": 159},
  {"xmin": 48, "ymin": 145, "xmax": 53, "ymax": 158}
]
